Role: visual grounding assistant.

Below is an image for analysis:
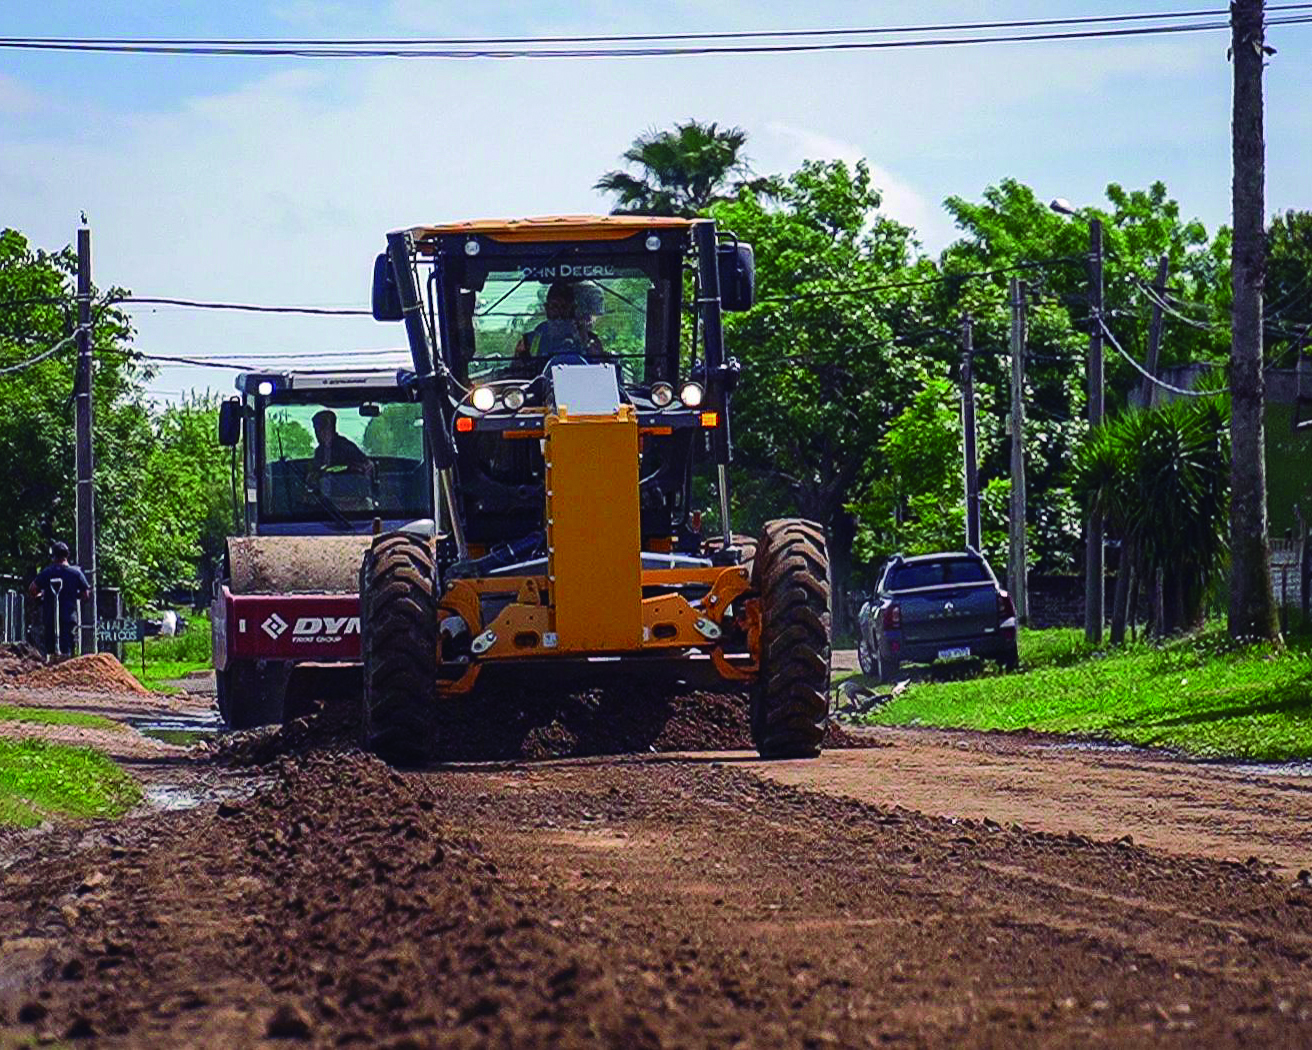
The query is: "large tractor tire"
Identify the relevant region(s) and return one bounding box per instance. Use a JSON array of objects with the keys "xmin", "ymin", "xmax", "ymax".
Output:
[
  {"xmin": 359, "ymin": 531, "xmax": 439, "ymax": 766},
  {"xmin": 750, "ymin": 519, "xmax": 831, "ymax": 759},
  {"xmin": 216, "ymin": 660, "xmax": 284, "ymax": 730}
]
